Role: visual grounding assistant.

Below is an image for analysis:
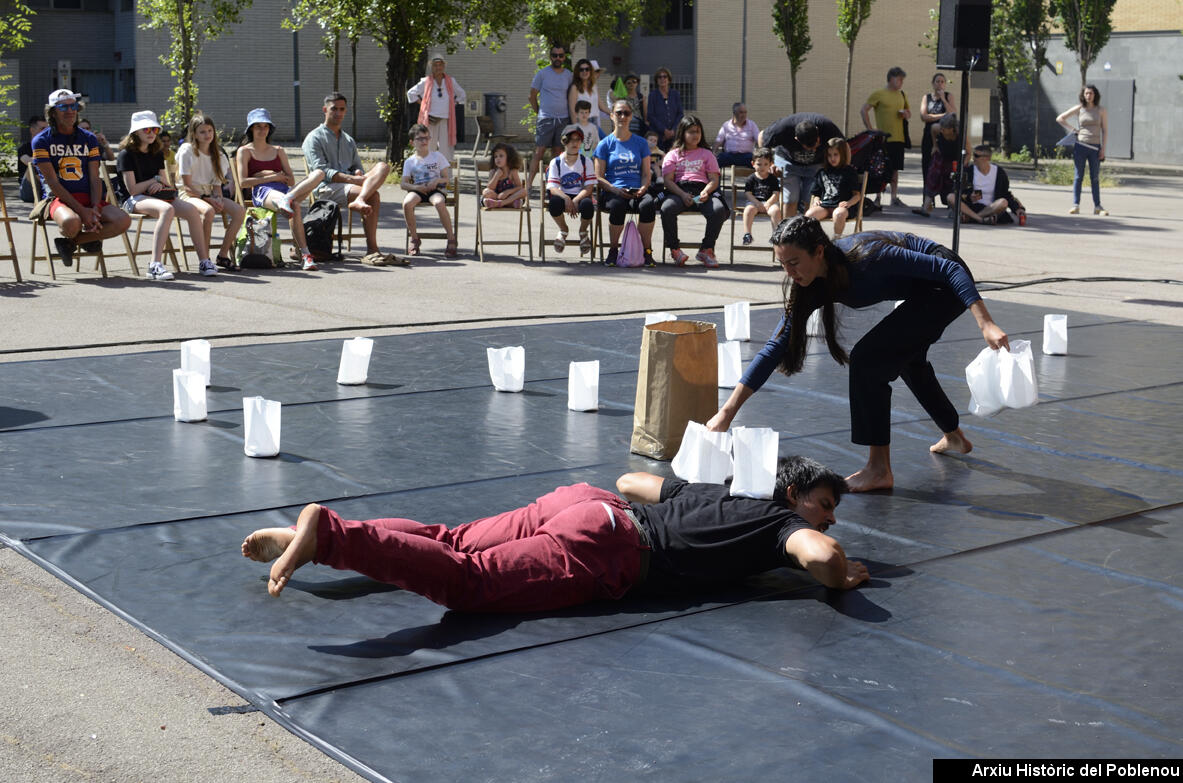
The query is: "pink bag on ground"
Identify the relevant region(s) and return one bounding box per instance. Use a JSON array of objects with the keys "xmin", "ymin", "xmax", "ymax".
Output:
[{"xmin": 617, "ymin": 218, "xmax": 644, "ymax": 267}]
